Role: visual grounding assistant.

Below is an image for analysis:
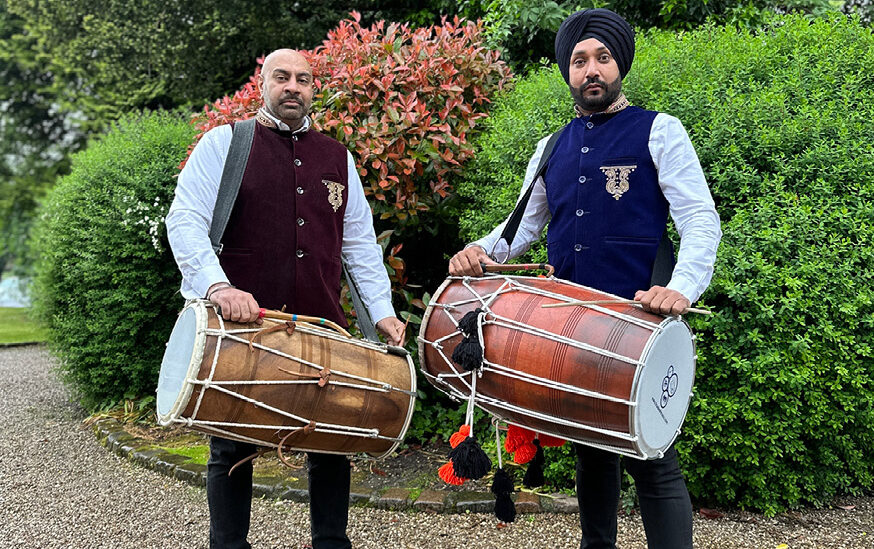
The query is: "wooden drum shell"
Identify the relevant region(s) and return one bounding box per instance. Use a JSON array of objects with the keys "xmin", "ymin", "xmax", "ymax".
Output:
[
  {"xmin": 160, "ymin": 302, "xmax": 415, "ymax": 458},
  {"xmin": 418, "ymin": 275, "xmax": 693, "ymax": 458}
]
